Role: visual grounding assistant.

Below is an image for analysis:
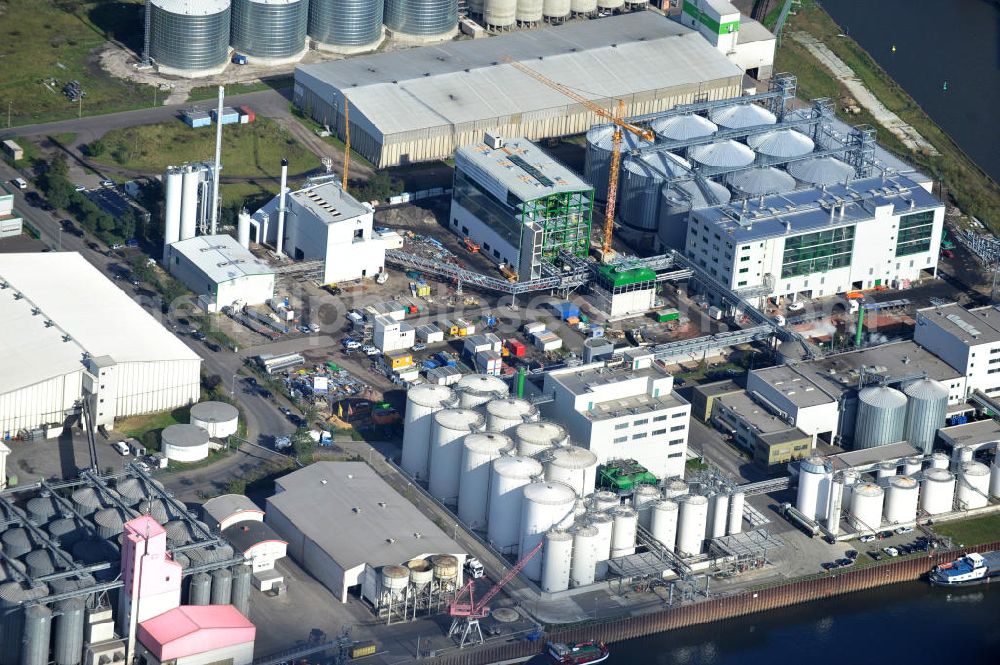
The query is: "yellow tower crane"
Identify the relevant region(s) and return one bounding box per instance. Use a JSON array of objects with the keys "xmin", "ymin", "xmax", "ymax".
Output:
[
  {"xmin": 342, "ymin": 97, "xmax": 351, "ymax": 192},
  {"xmin": 503, "ymin": 57, "xmax": 654, "ymax": 261}
]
